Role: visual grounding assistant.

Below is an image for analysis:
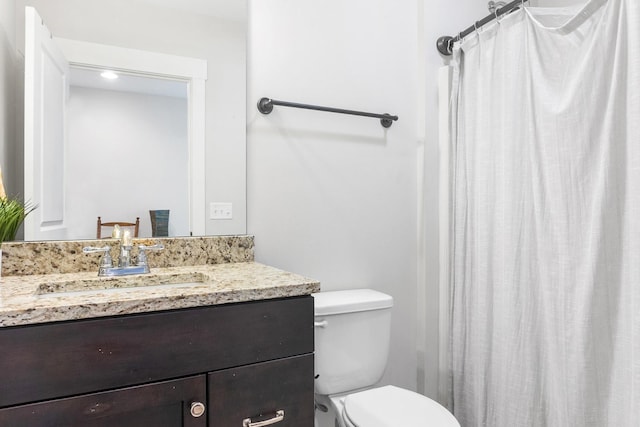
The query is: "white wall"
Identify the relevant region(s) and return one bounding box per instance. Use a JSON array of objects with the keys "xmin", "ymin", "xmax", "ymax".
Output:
[
  {"xmin": 247, "ymin": 1, "xmax": 492, "ymax": 425},
  {"xmin": 17, "ymin": 0, "xmax": 246, "ymax": 236},
  {"xmin": 0, "ymin": 0, "xmax": 21, "ymax": 199},
  {"xmin": 66, "ymin": 86, "xmax": 188, "ymax": 239},
  {"xmin": 247, "ymin": 2, "xmax": 419, "ymax": 425}
]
